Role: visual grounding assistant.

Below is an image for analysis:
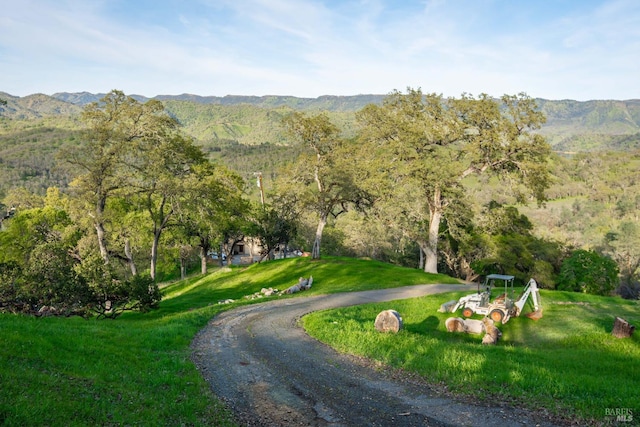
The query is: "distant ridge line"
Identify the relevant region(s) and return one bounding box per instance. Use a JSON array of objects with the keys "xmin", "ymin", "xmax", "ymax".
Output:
[{"xmin": 48, "ymin": 92, "xmax": 388, "ymax": 111}]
